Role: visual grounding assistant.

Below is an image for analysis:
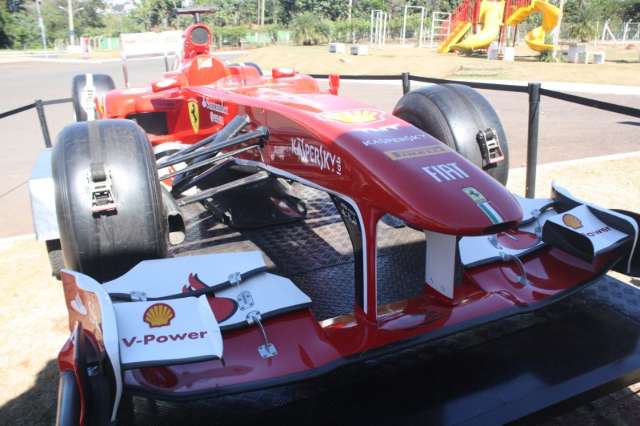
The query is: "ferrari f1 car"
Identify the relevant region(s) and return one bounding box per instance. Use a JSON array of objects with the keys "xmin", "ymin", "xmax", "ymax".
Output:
[{"xmin": 27, "ymin": 8, "xmax": 640, "ymax": 426}]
